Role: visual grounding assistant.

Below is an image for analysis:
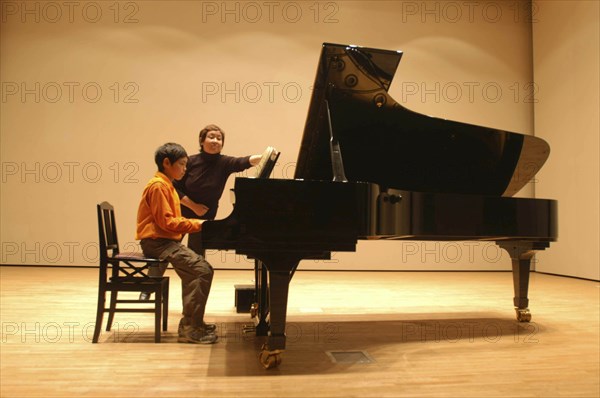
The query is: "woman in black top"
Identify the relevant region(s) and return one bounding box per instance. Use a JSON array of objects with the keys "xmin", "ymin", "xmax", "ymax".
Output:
[{"xmin": 175, "ymin": 124, "xmax": 262, "ymax": 255}]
